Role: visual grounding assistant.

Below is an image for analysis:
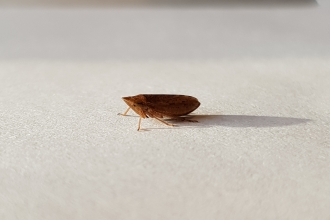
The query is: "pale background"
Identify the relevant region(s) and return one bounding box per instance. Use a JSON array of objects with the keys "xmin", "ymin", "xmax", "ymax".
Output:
[
  {"xmin": 0, "ymin": 0, "xmax": 319, "ymax": 6},
  {"xmin": 1, "ymin": 1, "xmax": 330, "ymax": 220}
]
